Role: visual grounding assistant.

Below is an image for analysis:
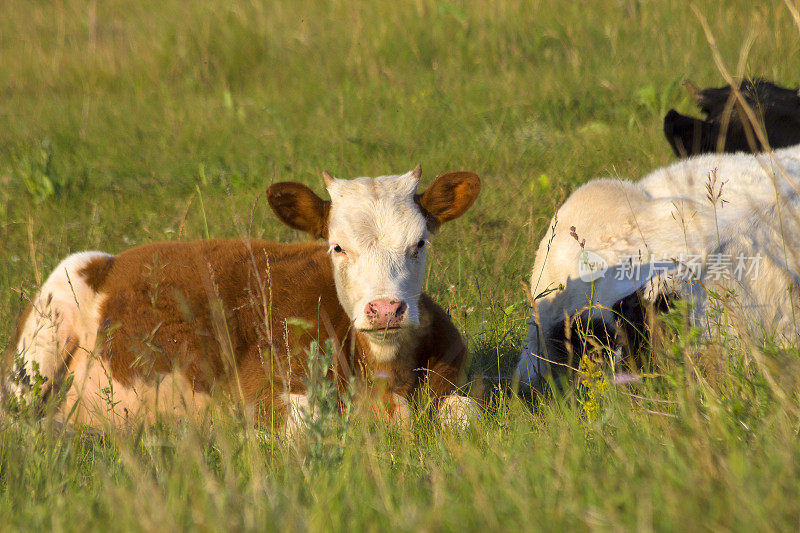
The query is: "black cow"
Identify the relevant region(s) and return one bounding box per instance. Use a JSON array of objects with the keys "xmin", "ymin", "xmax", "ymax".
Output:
[{"xmin": 664, "ymin": 79, "xmax": 800, "ymax": 157}]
